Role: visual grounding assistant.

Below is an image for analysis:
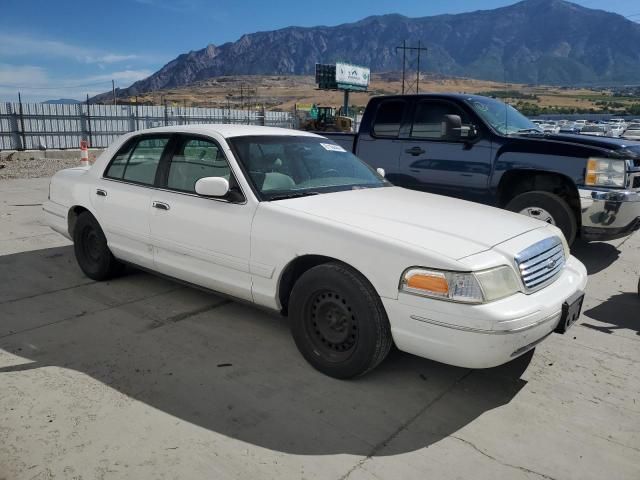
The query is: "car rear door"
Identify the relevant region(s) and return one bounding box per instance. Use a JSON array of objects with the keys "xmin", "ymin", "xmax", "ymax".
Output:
[
  {"xmin": 92, "ymin": 135, "xmax": 172, "ymax": 269},
  {"xmin": 148, "ymin": 134, "xmax": 255, "ymax": 301},
  {"xmin": 397, "ymin": 99, "xmax": 493, "ymax": 203},
  {"xmin": 354, "ymin": 98, "xmax": 410, "ymax": 183}
]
